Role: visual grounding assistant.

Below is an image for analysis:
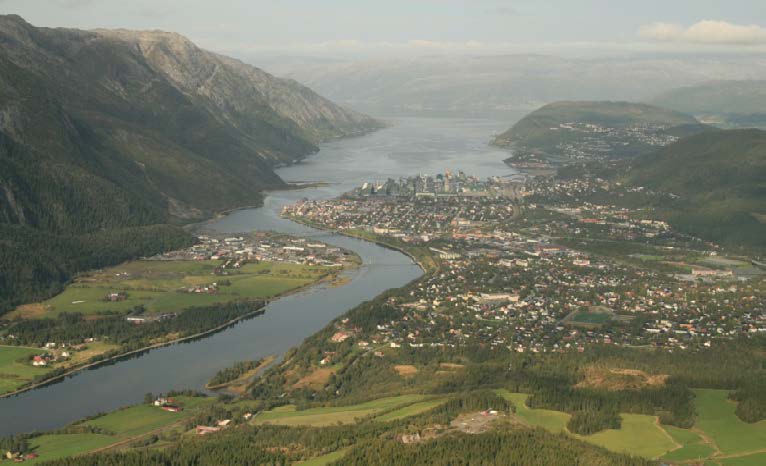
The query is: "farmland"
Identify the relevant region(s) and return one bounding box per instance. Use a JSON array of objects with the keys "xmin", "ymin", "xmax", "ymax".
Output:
[
  {"xmin": 498, "ymin": 391, "xmax": 570, "ymax": 433},
  {"xmin": 496, "ymin": 389, "xmax": 766, "ymax": 463},
  {"xmin": 0, "ymin": 346, "xmax": 51, "ymax": 394},
  {"xmin": 84, "ymin": 396, "xmax": 214, "ymax": 438},
  {"xmin": 10, "ymin": 261, "xmax": 332, "ymax": 319},
  {"xmin": 253, "ymin": 395, "xmax": 430, "ymax": 427},
  {"xmin": 689, "ymin": 389, "xmax": 766, "ymax": 459},
  {"xmin": 498, "ymin": 391, "xmax": 676, "ymax": 459},
  {"xmin": 20, "ymin": 396, "xmax": 216, "ymax": 464},
  {"xmin": 374, "ymin": 398, "xmax": 448, "ymax": 422}
]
